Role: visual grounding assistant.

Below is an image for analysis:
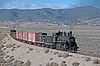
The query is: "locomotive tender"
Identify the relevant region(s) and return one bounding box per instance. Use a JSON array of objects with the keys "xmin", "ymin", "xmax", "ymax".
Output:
[{"xmin": 10, "ymin": 29, "xmax": 79, "ymax": 52}]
